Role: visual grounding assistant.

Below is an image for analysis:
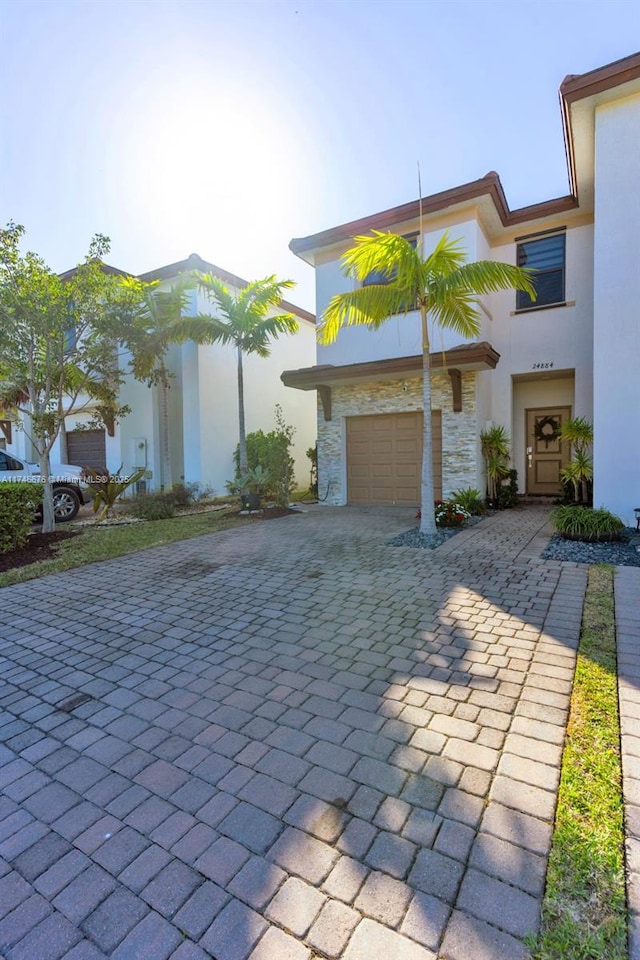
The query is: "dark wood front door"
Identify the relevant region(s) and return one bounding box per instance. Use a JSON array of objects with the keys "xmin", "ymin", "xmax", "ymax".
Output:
[{"xmin": 525, "ymin": 406, "xmax": 571, "ymax": 495}]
